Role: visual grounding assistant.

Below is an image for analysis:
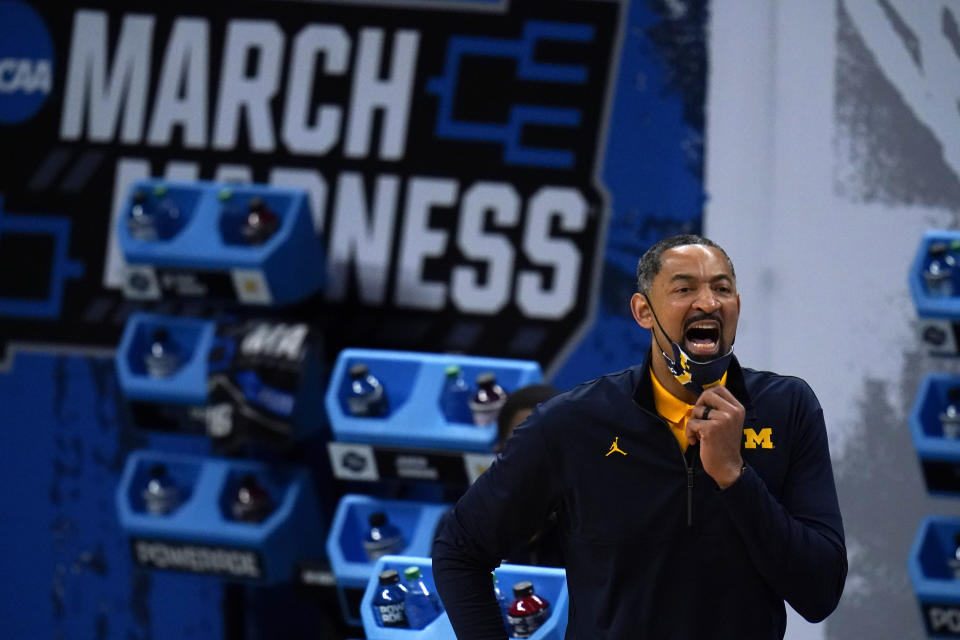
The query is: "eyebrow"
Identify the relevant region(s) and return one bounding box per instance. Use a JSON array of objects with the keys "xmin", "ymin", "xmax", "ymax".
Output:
[{"xmin": 670, "ymin": 273, "xmax": 734, "ymax": 284}]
